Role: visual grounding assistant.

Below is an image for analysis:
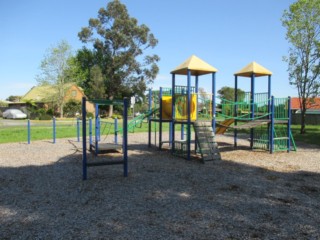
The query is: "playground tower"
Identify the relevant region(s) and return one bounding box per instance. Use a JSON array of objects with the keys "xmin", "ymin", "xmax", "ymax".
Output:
[
  {"xmin": 231, "ymin": 62, "xmax": 295, "ymax": 153},
  {"xmin": 148, "ymin": 55, "xmax": 220, "ymax": 161},
  {"xmin": 234, "ymin": 62, "xmax": 272, "ymax": 149},
  {"xmin": 148, "ymin": 57, "xmax": 296, "ymax": 162},
  {"xmin": 170, "ymin": 55, "xmax": 218, "ymax": 160}
]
